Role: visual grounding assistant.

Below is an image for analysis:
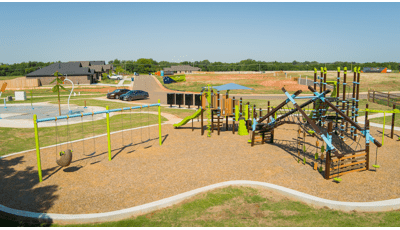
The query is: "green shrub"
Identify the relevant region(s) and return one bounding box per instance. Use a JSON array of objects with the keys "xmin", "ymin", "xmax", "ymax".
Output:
[{"xmin": 170, "ymin": 74, "xmax": 186, "ymax": 82}]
